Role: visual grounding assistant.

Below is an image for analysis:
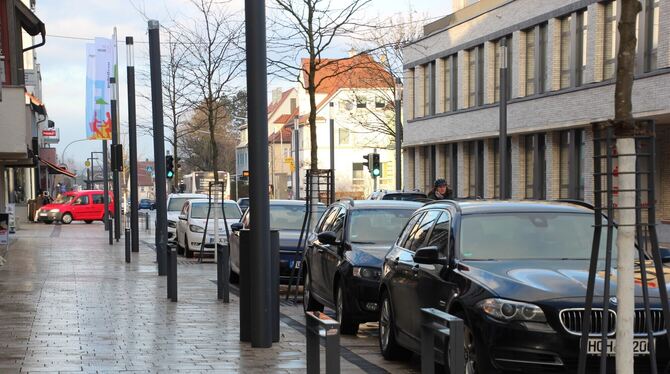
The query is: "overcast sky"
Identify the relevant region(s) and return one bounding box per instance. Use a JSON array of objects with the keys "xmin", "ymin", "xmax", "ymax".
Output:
[{"xmin": 36, "ymin": 0, "xmax": 451, "ymax": 171}]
